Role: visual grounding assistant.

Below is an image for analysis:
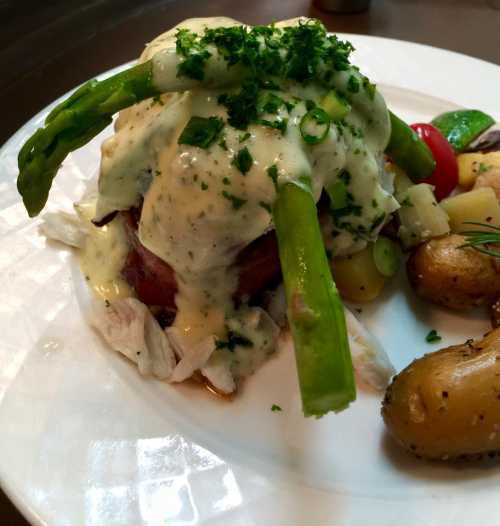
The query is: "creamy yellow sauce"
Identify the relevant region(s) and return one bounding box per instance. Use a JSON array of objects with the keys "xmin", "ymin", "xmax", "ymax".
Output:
[
  {"xmin": 92, "ymin": 17, "xmax": 398, "ymax": 346},
  {"xmin": 75, "ymin": 198, "xmax": 132, "ymax": 301}
]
